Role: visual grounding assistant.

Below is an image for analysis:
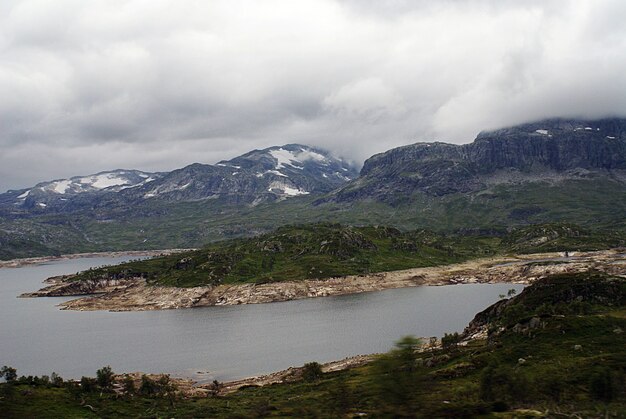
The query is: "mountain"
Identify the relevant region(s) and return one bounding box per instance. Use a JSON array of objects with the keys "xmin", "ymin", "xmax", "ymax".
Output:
[
  {"xmin": 330, "ymin": 118, "xmax": 626, "ymax": 203},
  {"xmin": 1, "ymin": 119, "xmax": 626, "ymax": 260},
  {"xmin": 114, "ymin": 144, "xmax": 357, "ymax": 205},
  {"xmin": 0, "ymin": 170, "xmax": 163, "ymax": 213},
  {"xmin": 0, "ymin": 144, "xmax": 357, "ymax": 214}
]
